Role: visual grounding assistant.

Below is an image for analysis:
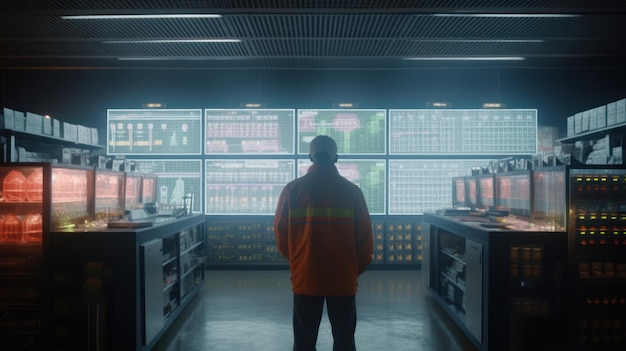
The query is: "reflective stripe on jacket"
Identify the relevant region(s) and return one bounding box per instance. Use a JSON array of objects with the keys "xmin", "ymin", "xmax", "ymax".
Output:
[{"xmin": 274, "ymin": 163, "xmax": 373, "ymax": 296}]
